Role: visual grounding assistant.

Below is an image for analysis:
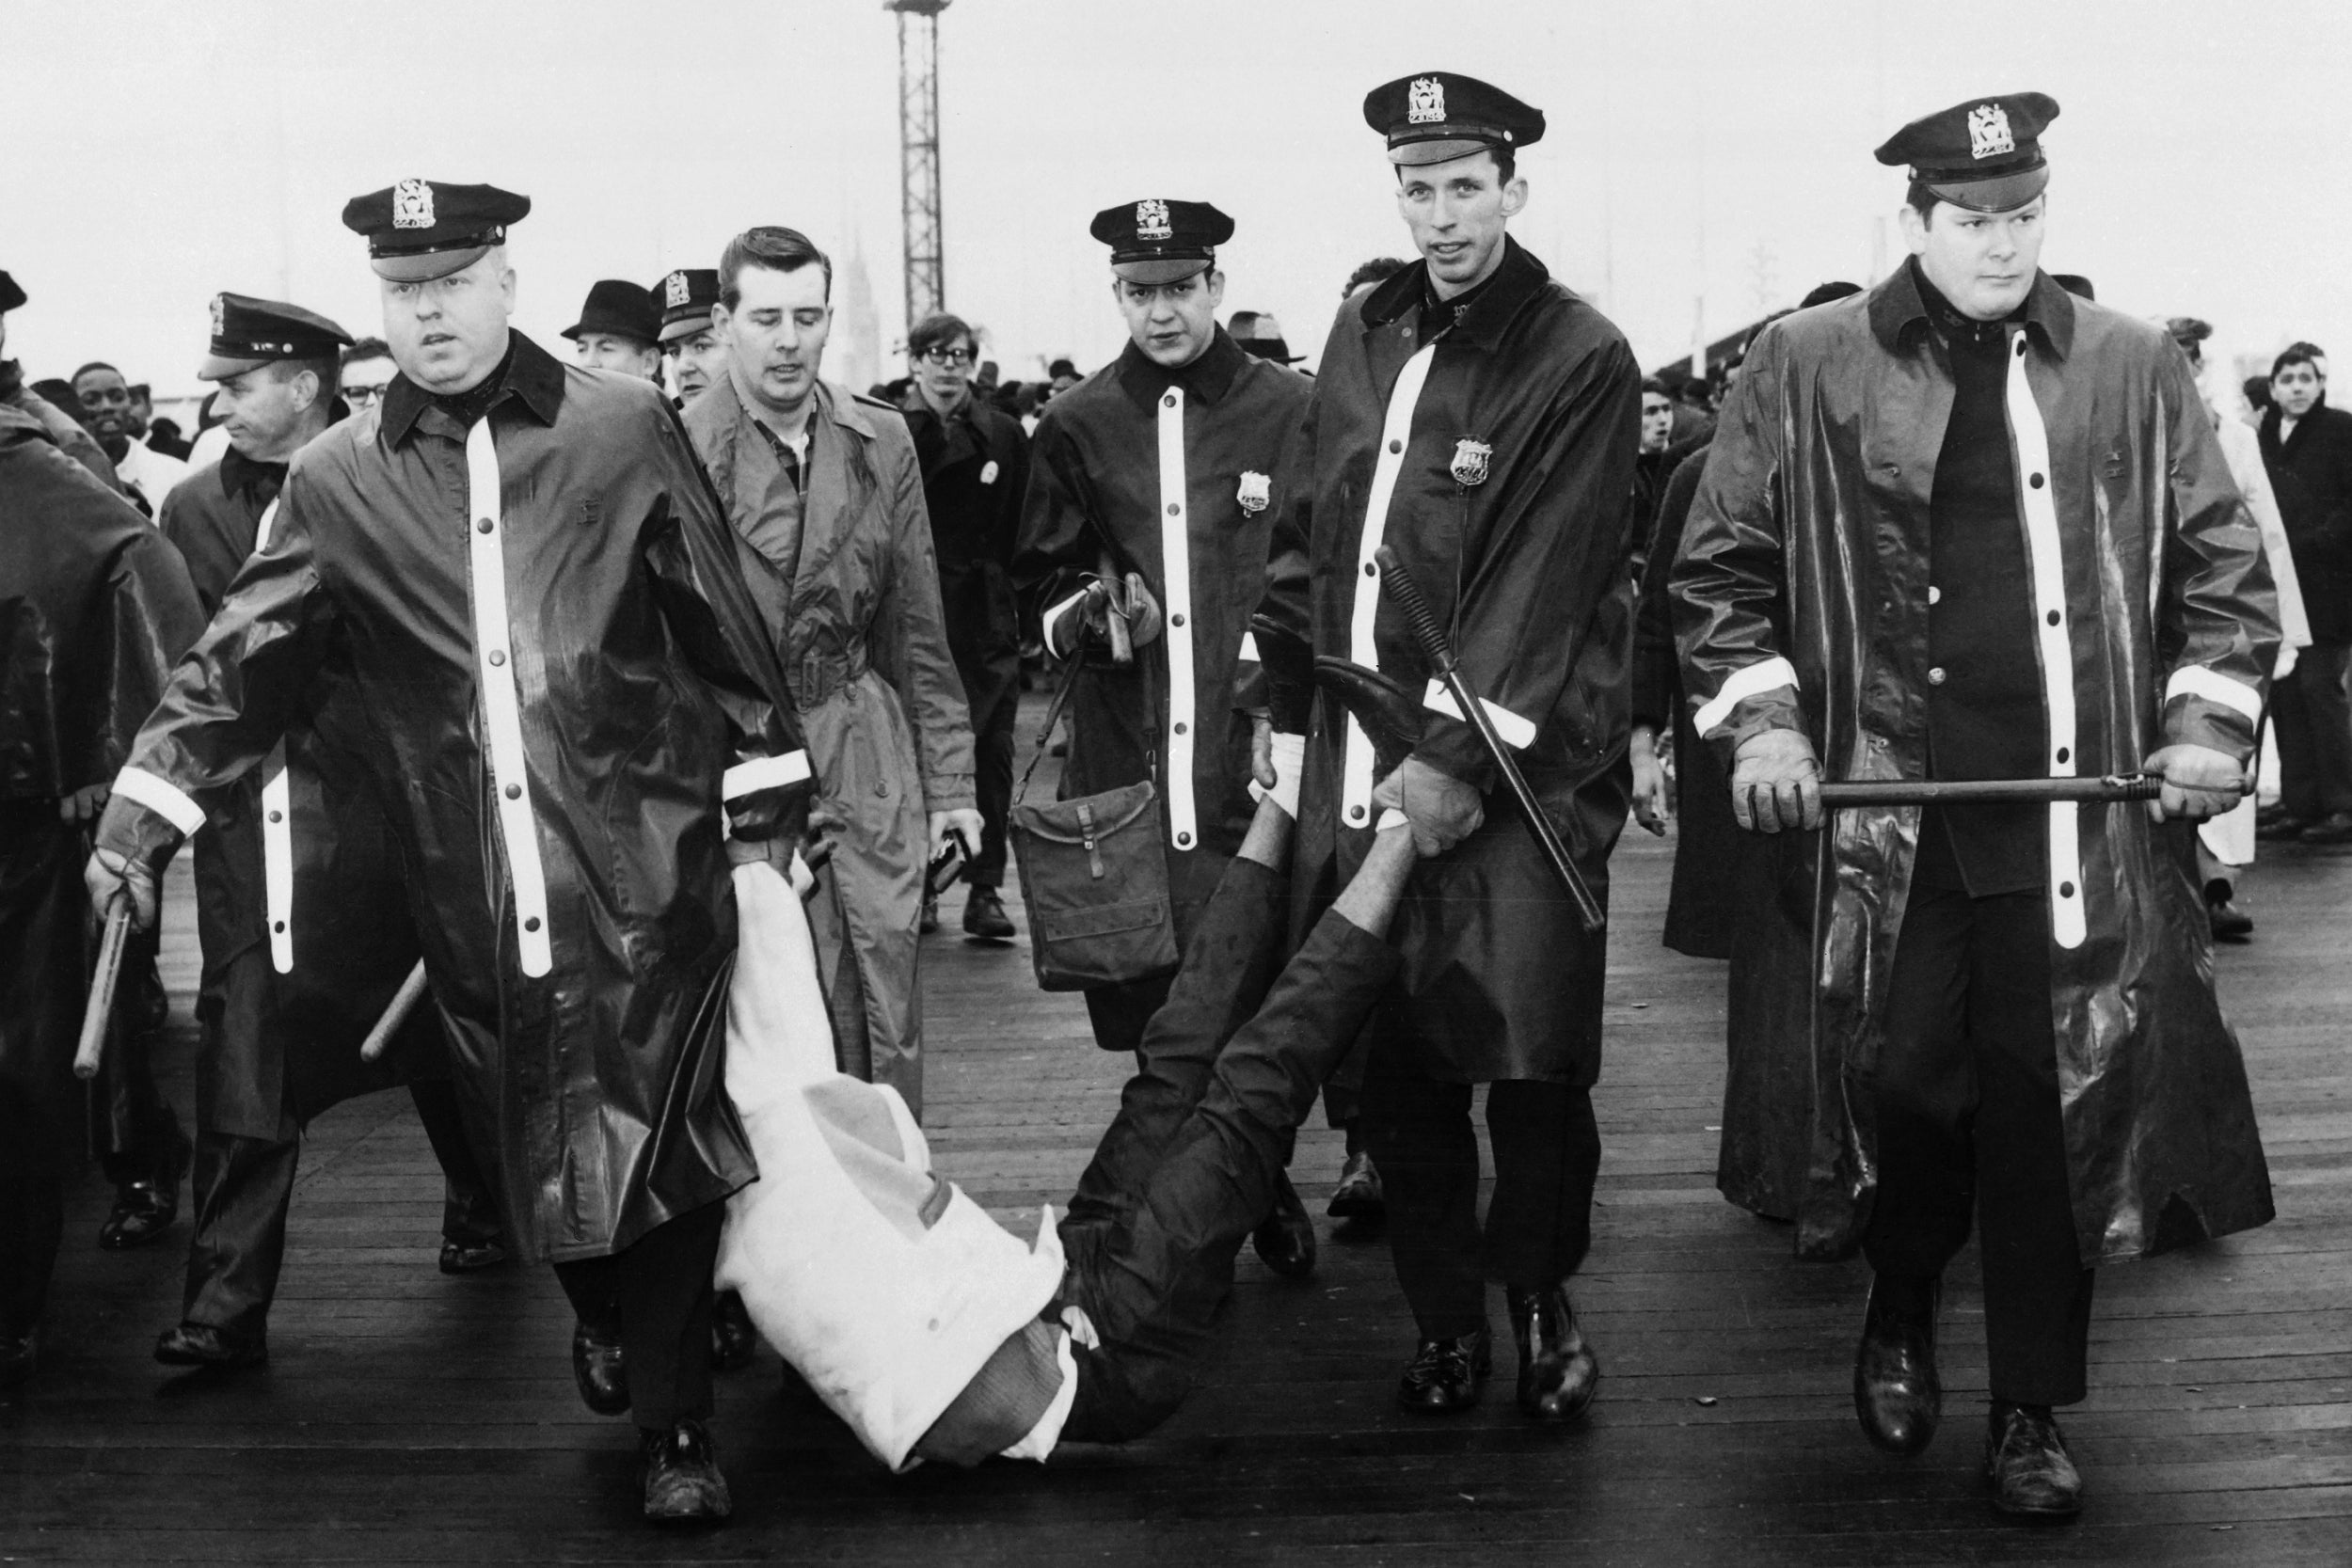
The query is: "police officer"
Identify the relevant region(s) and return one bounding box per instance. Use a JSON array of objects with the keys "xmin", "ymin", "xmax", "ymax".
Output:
[
  {"xmin": 1257, "ymin": 74, "xmax": 1641, "ymax": 1420},
  {"xmin": 655, "ymin": 268, "xmax": 724, "ymax": 406},
  {"xmin": 1014, "ymin": 199, "xmax": 1319, "ymax": 1277},
  {"xmin": 89, "ymin": 182, "xmax": 812, "ymax": 1524},
  {"xmin": 150, "ymin": 293, "xmax": 507, "ymax": 1371},
  {"xmin": 1676, "ymin": 95, "xmax": 2276, "ymax": 1518},
  {"xmin": 562, "ymin": 278, "xmax": 663, "ymax": 382}
]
